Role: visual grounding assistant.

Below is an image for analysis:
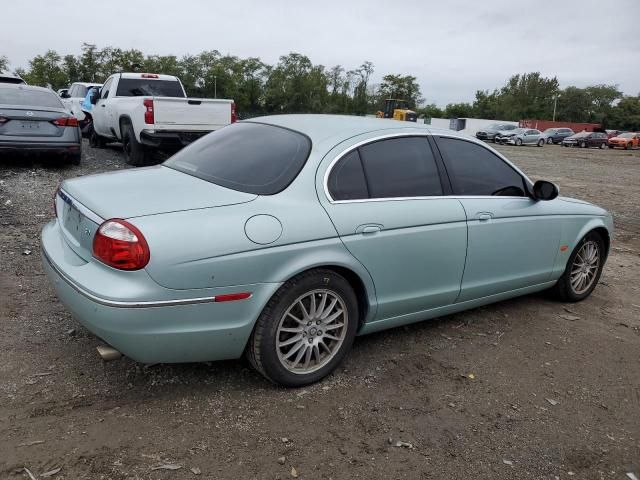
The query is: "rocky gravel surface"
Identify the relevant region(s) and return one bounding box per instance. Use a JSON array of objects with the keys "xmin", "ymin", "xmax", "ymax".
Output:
[{"xmin": 1, "ymin": 141, "xmax": 639, "ymax": 479}]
